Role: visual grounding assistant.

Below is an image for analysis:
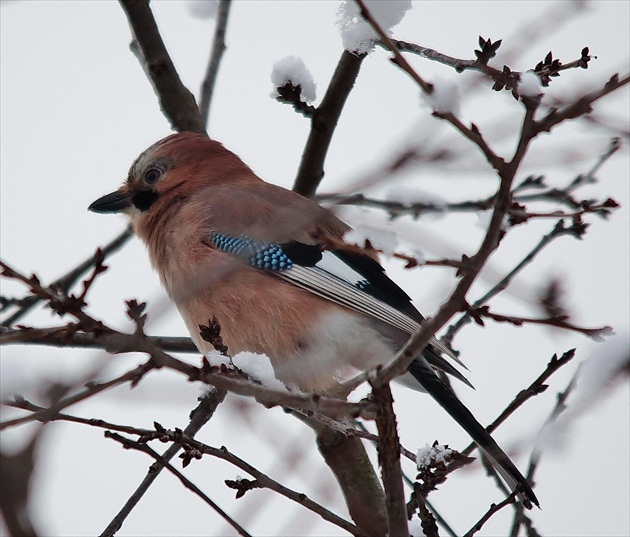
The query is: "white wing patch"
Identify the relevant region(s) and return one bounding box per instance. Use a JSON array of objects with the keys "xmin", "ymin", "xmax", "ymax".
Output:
[
  {"xmin": 313, "ymin": 251, "xmax": 368, "ymax": 288},
  {"xmin": 277, "ymin": 250, "xmax": 463, "ymax": 366}
]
